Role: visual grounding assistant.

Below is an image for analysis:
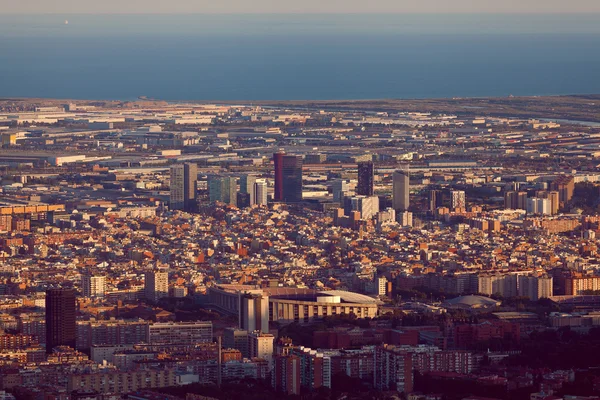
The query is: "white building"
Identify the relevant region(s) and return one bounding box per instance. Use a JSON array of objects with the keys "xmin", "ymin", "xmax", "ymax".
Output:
[
  {"xmin": 82, "ymin": 275, "xmax": 106, "ymax": 298},
  {"xmin": 254, "ymin": 181, "xmax": 268, "ymax": 206},
  {"xmin": 526, "ymin": 197, "xmax": 552, "ymax": 215},
  {"xmin": 248, "ymin": 331, "xmax": 274, "ymax": 368},
  {"xmin": 145, "ymin": 271, "xmax": 168, "ymax": 302}
]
